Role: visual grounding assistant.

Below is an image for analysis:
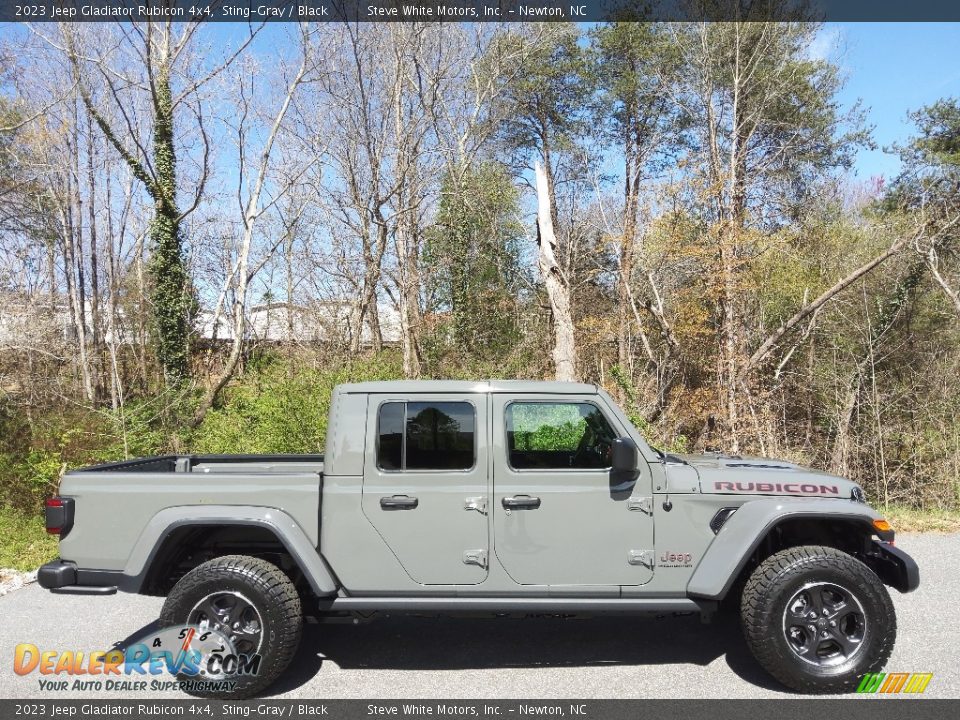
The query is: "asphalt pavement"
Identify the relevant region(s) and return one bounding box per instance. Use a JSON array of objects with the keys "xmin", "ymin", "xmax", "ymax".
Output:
[{"xmin": 1, "ymin": 533, "xmax": 956, "ymax": 699}]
